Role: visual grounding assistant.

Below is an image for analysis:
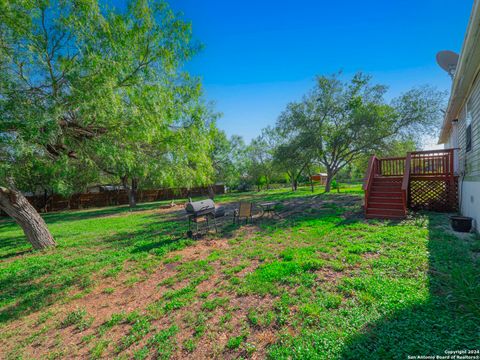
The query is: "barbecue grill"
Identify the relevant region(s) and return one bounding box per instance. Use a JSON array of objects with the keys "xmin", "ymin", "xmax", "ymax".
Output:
[{"xmin": 185, "ymin": 199, "xmax": 225, "ymax": 238}]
